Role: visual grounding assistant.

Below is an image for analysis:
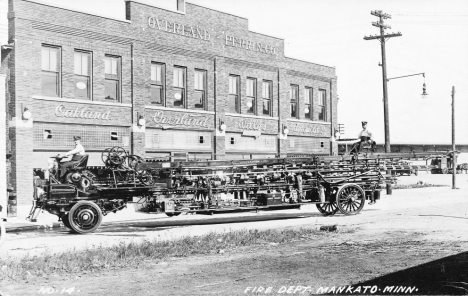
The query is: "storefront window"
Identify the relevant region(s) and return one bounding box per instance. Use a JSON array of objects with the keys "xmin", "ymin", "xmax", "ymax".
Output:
[
  {"xmin": 194, "ymin": 70, "xmax": 206, "ymax": 109},
  {"xmin": 262, "ymin": 80, "xmax": 272, "ymax": 116},
  {"xmin": 74, "ymin": 51, "xmax": 91, "ymax": 100},
  {"xmin": 318, "ymin": 89, "xmax": 326, "ymax": 121},
  {"xmin": 150, "ymin": 63, "xmax": 165, "ymax": 105},
  {"xmin": 104, "ymin": 55, "xmax": 121, "ymax": 101},
  {"xmin": 290, "ymin": 84, "xmax": 298, "ymax": 118},
  {"xmin": 246, "ymin": 78, "xmax": 256, "ymax": 114},
  {"xmin": 42, "ymin": 45, "xmax": 61, "ymax": 97},
  {"xmin": 305, "ymin": 87, "xmax": 312, "ymax": 120},
  {"xmin": 228, "ymin": 75, "xmax": 240, "ymax": 113},
  {"xmin": 173, "ymin": 66, "xmax": 186, "ymax": 107}
]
